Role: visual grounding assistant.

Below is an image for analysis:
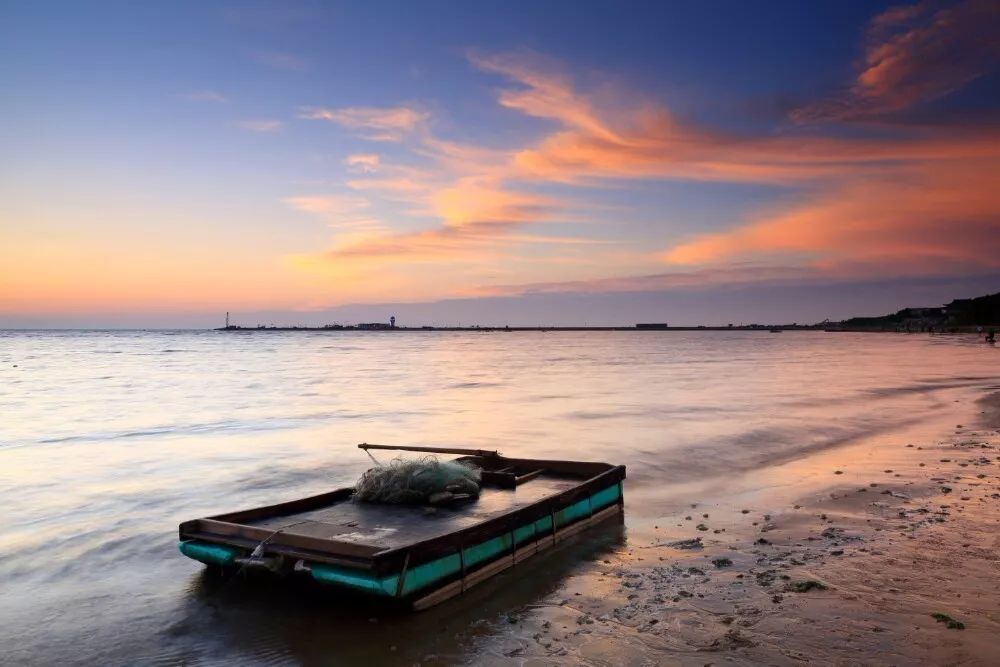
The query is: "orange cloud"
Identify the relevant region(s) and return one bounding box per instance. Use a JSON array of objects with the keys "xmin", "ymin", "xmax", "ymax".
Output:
[
  {"xmin": 310, "ymin": 178, "xmax": 554, "ymax": 264},
  {"xmin": 479, "ymin": 50, "xmax": 1000, "ymax": 185},
  {"xmin": 663, "ymin": 158, "xmax": 1000, "ymax": 274},
  {"xmin": 792, "ymin": 0, "xmax": 1000, "ymax": 122},
  {"xmin": 429, "ymin": 178, "xmax": 549, "ymax": 227}
]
